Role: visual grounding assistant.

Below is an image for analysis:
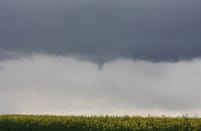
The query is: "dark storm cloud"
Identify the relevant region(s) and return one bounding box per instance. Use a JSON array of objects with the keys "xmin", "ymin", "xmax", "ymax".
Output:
[
  {"xmin": 0, "ymin": 0, "xmax": 201, "ymax": 62},
  {"xmin": 1, "ymin": 1, "xmax": 201, "ymax": 115}
]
